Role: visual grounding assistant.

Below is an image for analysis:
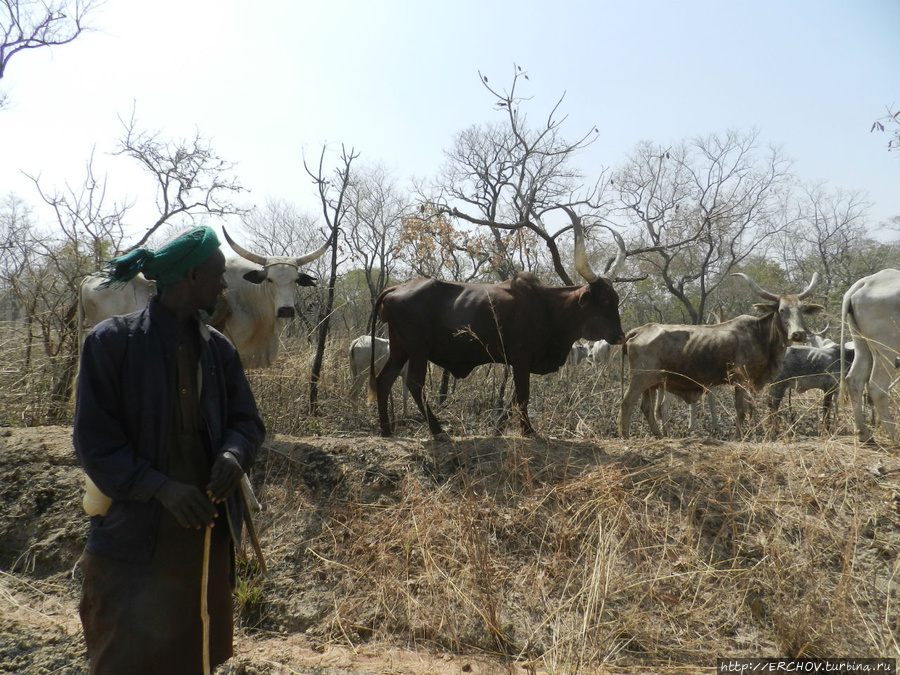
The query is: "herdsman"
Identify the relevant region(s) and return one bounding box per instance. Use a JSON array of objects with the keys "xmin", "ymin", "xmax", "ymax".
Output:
[{"xmin": 73, "ymin": 226, "xmax": 266, "ymax": 674}]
